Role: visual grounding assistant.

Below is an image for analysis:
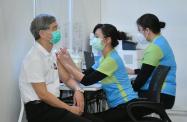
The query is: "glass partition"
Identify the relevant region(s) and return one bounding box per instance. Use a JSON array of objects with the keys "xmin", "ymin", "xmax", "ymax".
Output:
[{"xmin": 35, "ymin": 0, "xmax": 101, "ymax": 68}]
